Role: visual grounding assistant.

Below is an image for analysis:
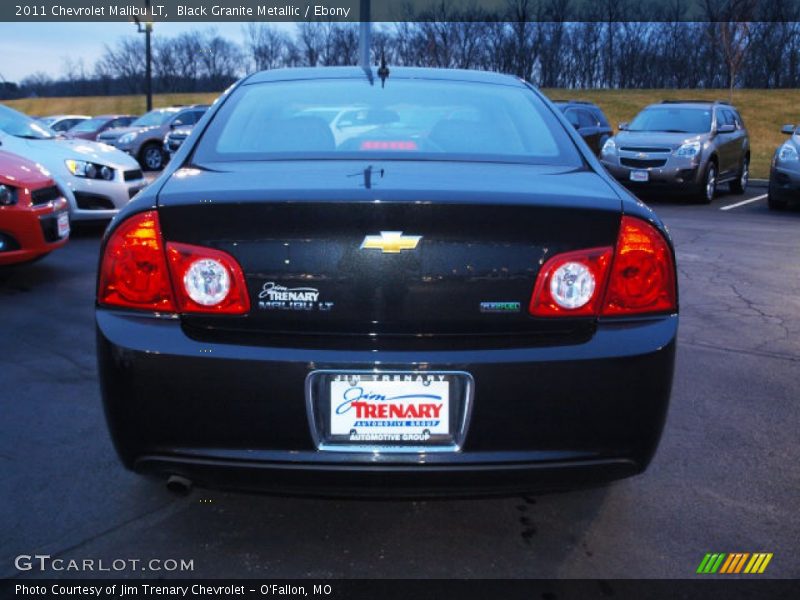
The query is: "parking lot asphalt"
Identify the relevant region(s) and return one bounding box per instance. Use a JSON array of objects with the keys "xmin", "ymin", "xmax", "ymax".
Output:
[{"xmin": 1, "ymin": 184, "xmax": 798, "ymax": 580}]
